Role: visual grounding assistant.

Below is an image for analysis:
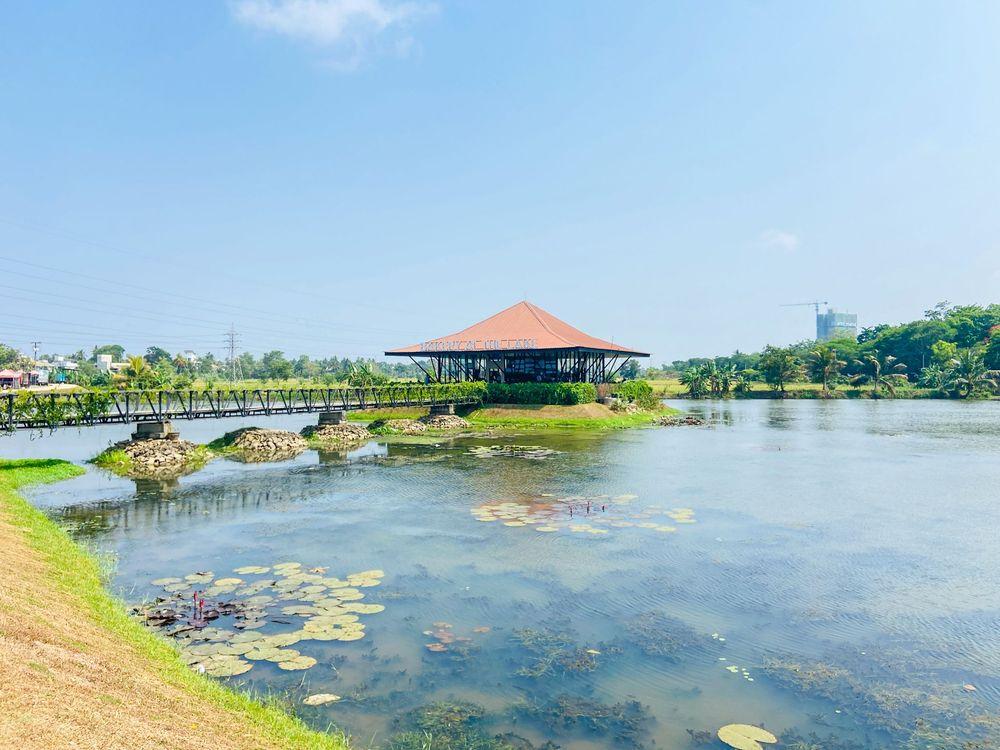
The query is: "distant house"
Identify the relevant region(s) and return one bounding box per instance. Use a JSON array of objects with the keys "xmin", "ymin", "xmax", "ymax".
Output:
[
  {"xmin": 96, "ymin": 354, "xmax": 126, "ymax": 374},
  {"xmin": 0, "ymin": 369, "xmax": 24, "ymax": 389}
]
